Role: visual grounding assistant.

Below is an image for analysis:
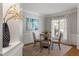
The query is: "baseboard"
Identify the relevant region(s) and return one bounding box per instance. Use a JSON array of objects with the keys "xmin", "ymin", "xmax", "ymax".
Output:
[
  {"xmin": 61, "ymin": 42, "xmax": 76, "ymax": 47},
  {"xmin": 24, "ymin": 42, "xmax": 34, "ymax": 46}
]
